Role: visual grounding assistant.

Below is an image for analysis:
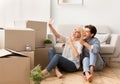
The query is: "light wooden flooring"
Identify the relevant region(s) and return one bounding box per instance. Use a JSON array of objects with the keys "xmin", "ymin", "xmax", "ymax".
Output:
[{"xmin": 40, "ymin": 62, "xmax": 120, "ymax": 84}]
